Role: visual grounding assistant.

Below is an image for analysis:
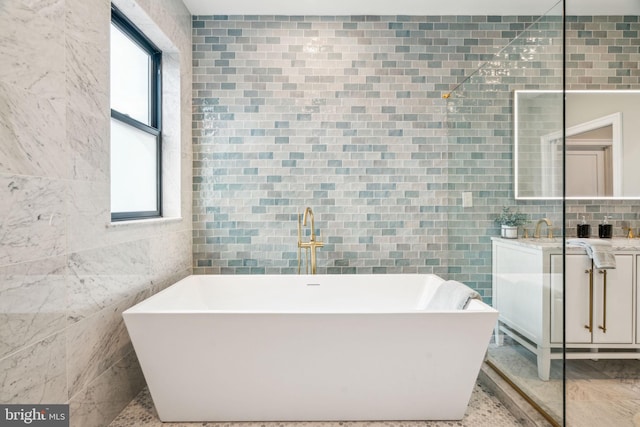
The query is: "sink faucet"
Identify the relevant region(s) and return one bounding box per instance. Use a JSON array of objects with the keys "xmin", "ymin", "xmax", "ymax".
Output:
[
  {"xmin": 624, "ymin": 226, "xmax": 634, "ymax": 239},
  {"xmin": 534, "ymin": 218, "xmax": 553, "ymax": 239},
  {"xmin": 297, "ymin": 207, "xmax": 324, "ymax": 274}
]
